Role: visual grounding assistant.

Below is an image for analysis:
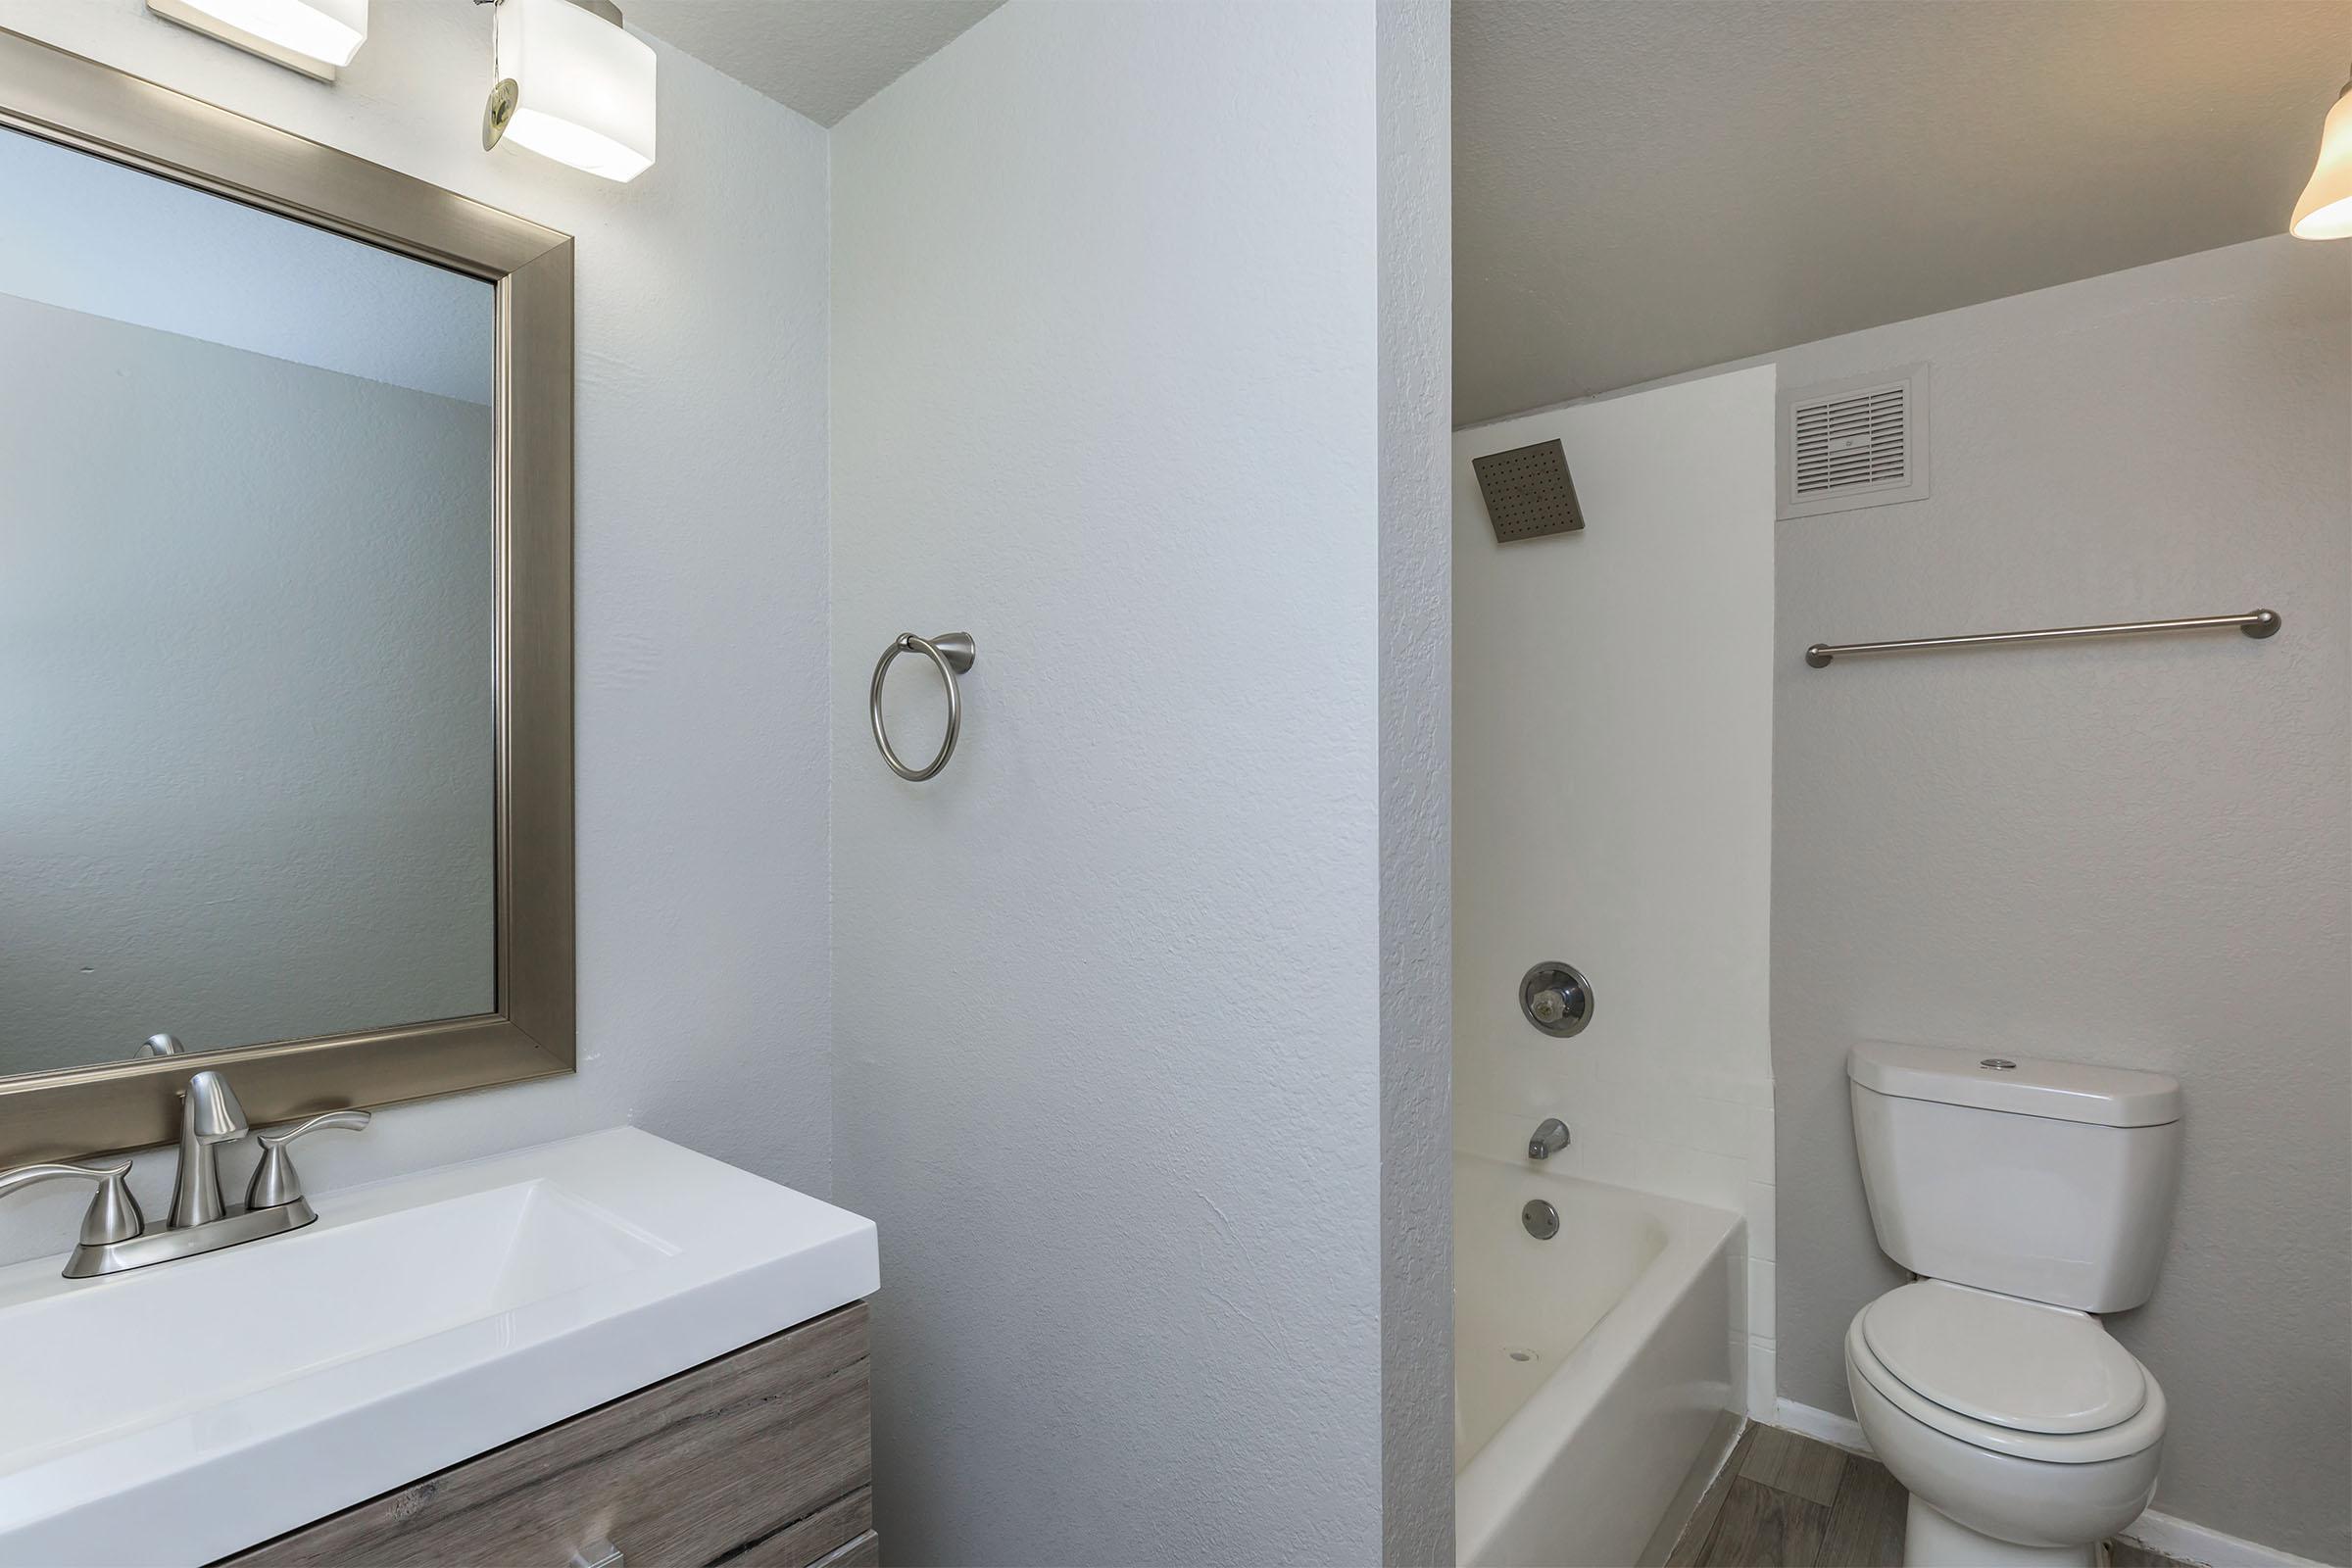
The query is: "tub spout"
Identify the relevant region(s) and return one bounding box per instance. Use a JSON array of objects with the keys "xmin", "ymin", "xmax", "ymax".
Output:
[{"xmin": 1529, "ymin": 1118, "xmax": 1571, "ymax": 1159}]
